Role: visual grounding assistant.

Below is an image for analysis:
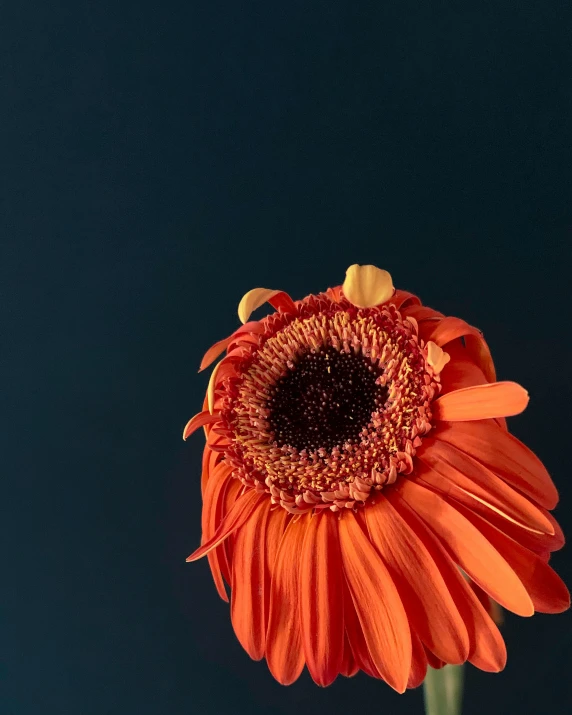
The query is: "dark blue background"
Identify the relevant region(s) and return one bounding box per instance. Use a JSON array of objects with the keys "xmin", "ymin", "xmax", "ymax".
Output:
[{"xmin": 3, "ymin": 1, "xmax": 572, "ymax": 713}]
